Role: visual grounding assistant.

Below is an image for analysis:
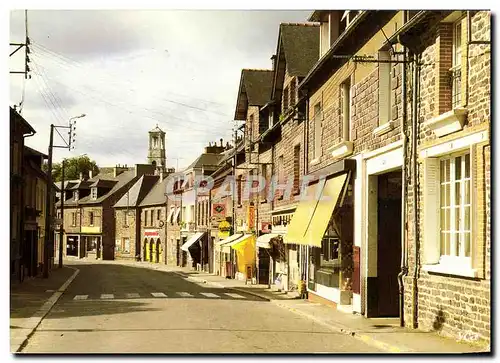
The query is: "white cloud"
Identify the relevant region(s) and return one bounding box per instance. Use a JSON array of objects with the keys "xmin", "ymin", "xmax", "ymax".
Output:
[{"xmin": 10, "ymin": 9, "xmax": 310, "ymax": 170}]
